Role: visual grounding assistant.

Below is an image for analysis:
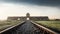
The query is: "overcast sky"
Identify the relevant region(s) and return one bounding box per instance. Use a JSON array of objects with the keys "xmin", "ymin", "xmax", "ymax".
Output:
[{"xmin": 0, "ymin": 0, "xmax": 60, "ymax": 20}]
